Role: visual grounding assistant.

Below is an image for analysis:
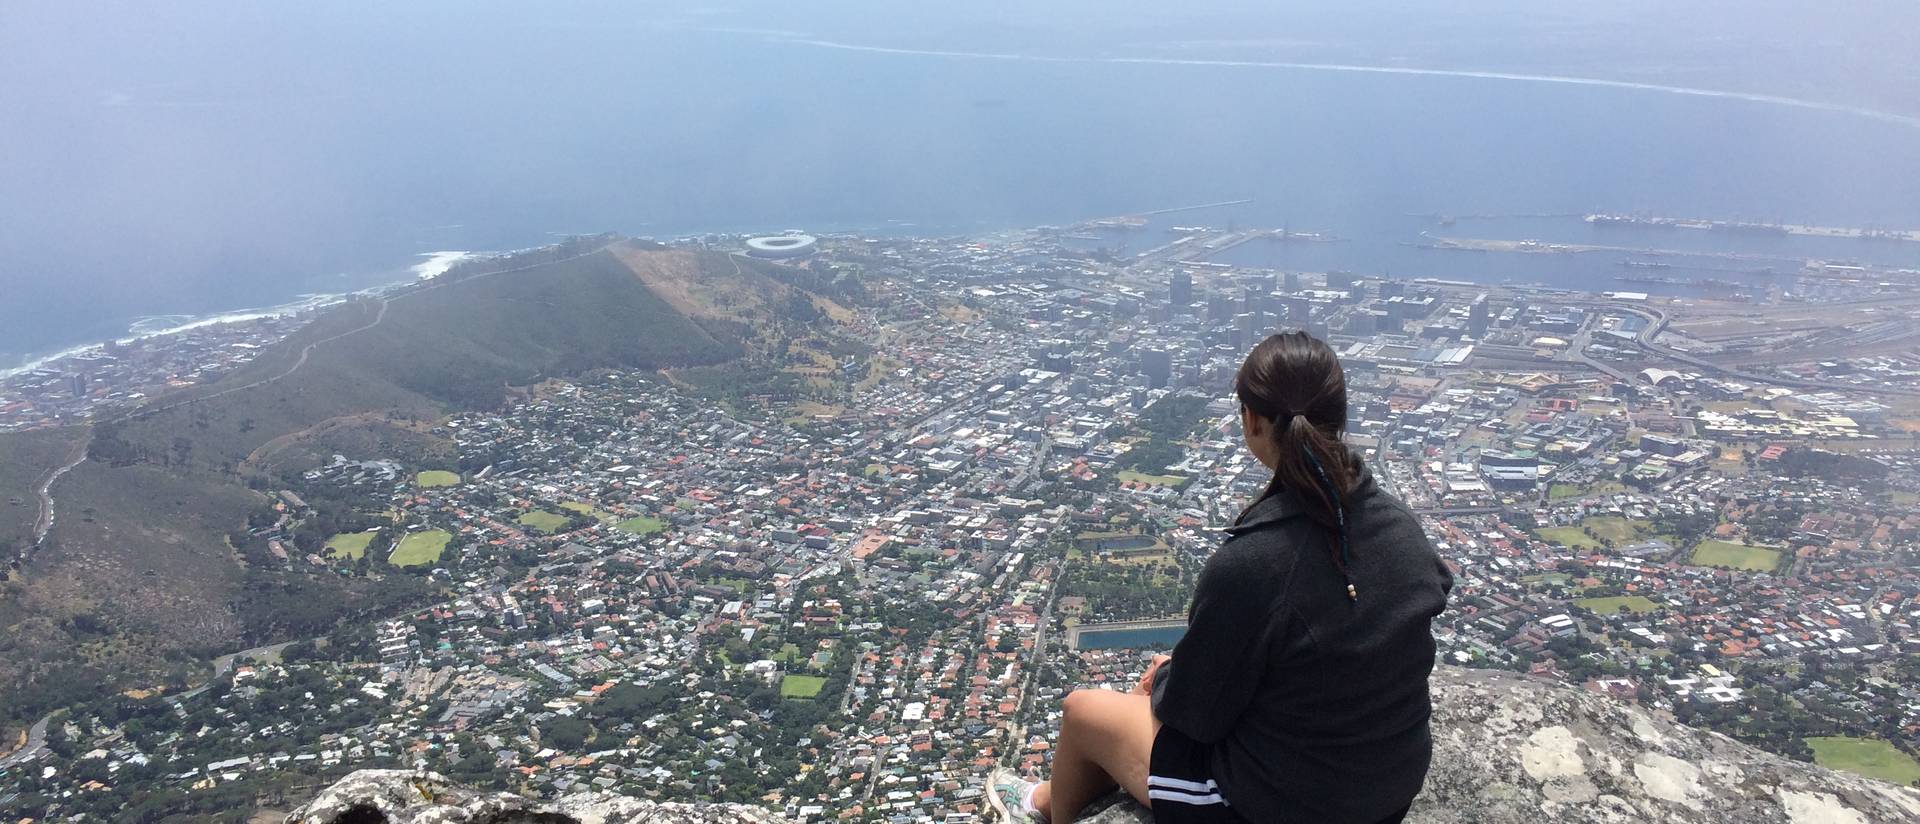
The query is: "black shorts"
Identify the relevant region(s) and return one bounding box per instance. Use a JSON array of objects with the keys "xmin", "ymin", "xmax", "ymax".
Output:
[
  {"xmin": 1148, "ymin": 724, "xmax": 1246, "ymax": 824},
  {"xmin": 1147, "ymin": 724, "xmax": 1413, "ymax": 824}
]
